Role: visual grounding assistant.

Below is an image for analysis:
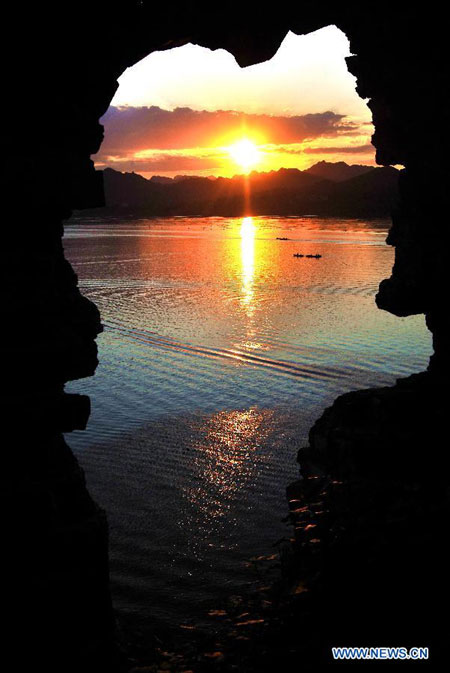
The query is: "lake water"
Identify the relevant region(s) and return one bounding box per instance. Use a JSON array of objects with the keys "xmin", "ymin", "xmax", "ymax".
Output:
[{"xmin": 64, "ymin": 216, "xmax": 431, "ymax": 630}]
